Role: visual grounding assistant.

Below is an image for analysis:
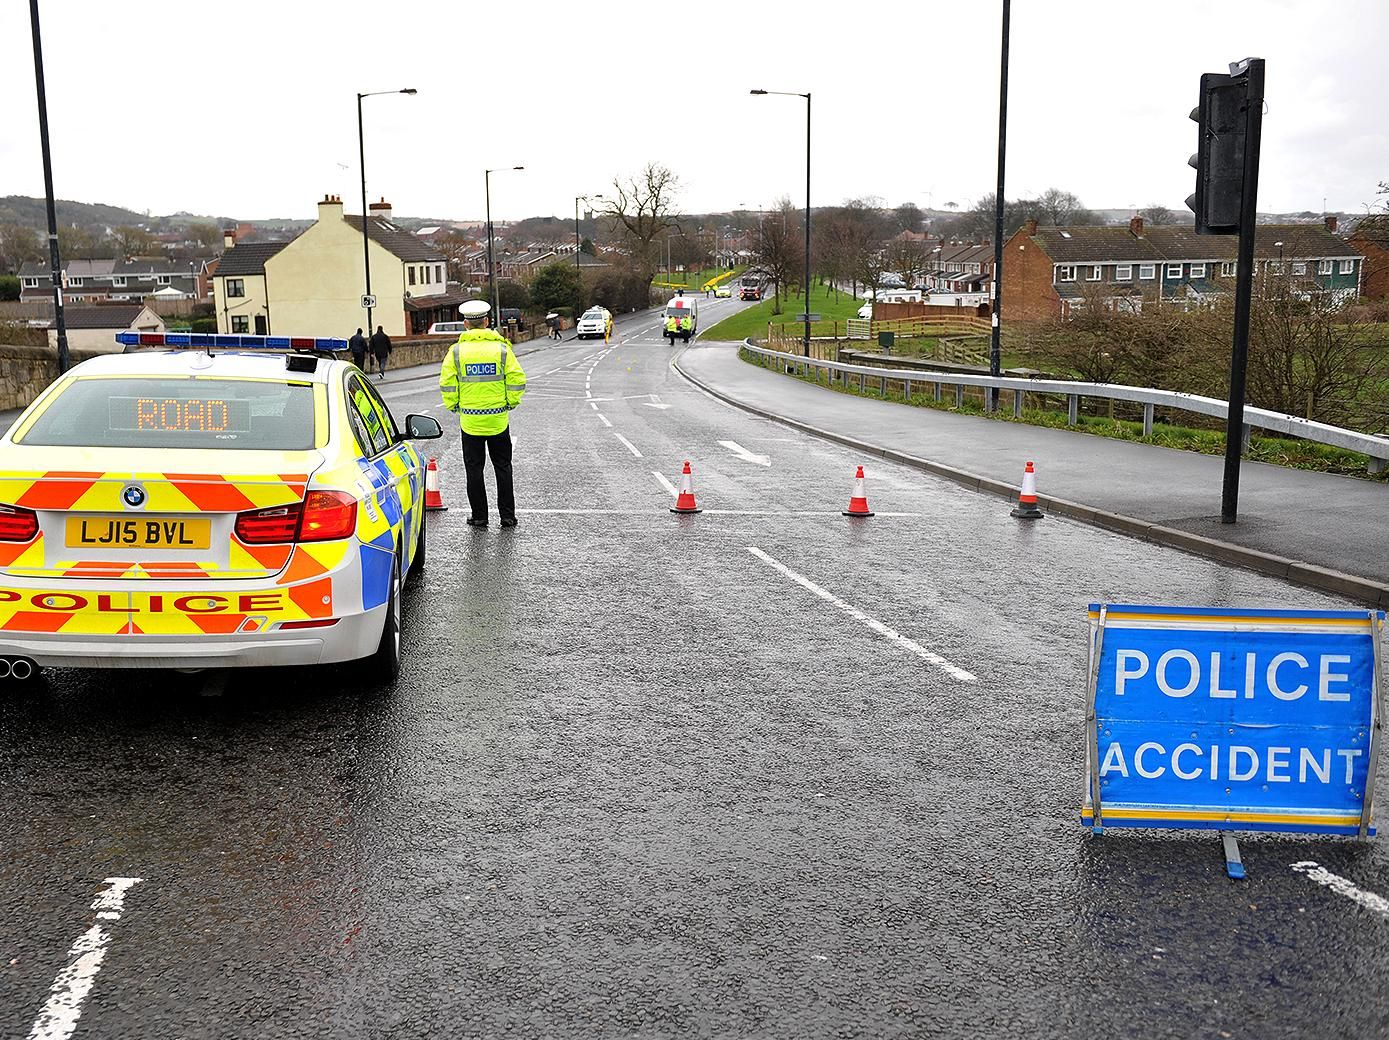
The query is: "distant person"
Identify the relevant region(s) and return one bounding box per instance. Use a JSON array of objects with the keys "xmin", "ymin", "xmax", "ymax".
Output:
[
  {"xmin": 369, "ymin": 325, "xmax": 391, "ymax": 380},
  {"xmin": 545, "ymin": 313, "xmax": 562, "ymax": 340},
  {"xmin": 348, "ymin": 327, "xmax": 367, "ymax": 370}
]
